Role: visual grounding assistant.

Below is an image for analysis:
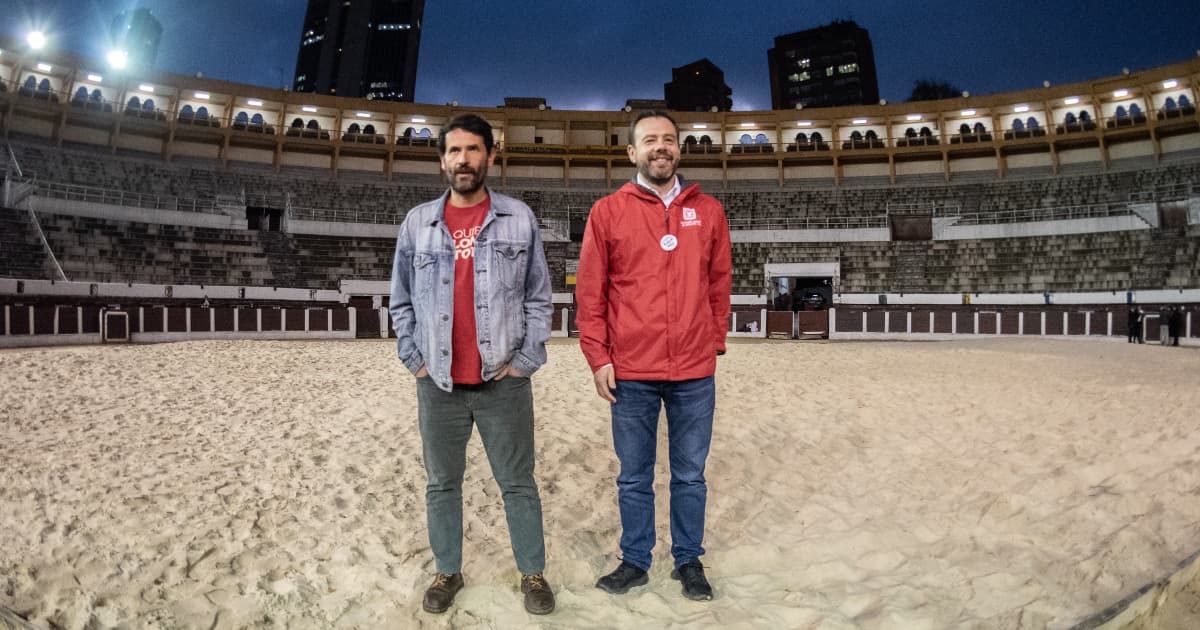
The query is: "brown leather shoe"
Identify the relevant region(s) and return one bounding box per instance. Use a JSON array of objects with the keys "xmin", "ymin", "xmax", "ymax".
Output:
[
  {"xmin": 422, "ymin": 573, "xmax": 464, "ymax": 614},
  {"xmin": 520, "ymin": 573, "xmax": 555, "ymax": 615}
]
